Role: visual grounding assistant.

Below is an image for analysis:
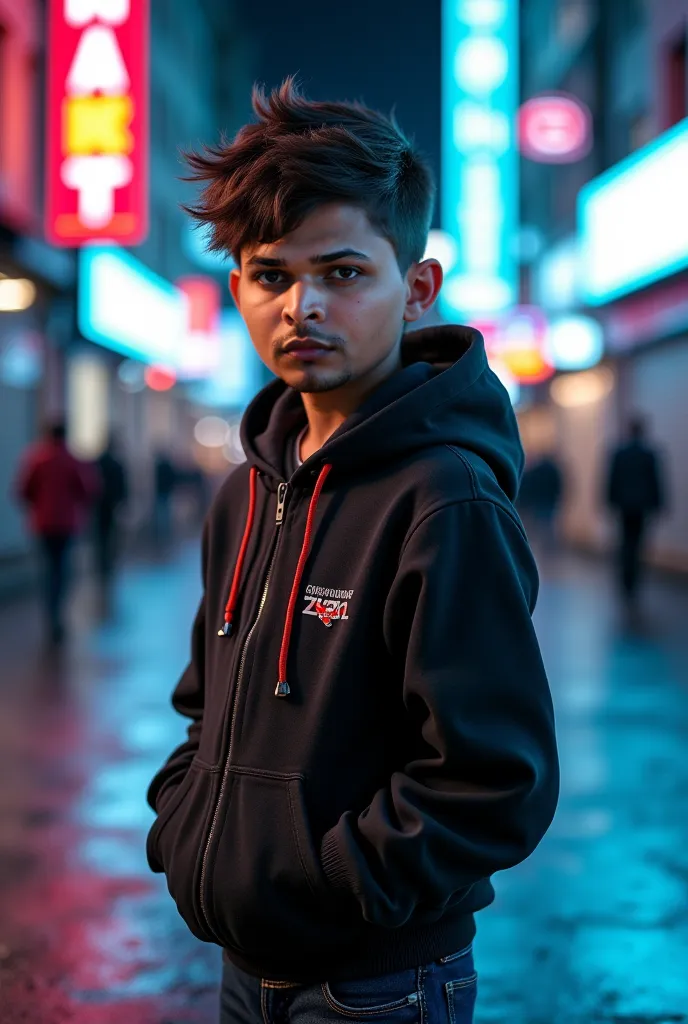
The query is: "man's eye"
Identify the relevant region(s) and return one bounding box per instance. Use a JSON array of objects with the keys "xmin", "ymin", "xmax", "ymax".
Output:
[
  {"xmin": 255, "ymin": 270, "xmax": 286, "ymax": 285},
  {"xmin": 328, "ymin": 266, "xmax": 361, "ymax": 281}
]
